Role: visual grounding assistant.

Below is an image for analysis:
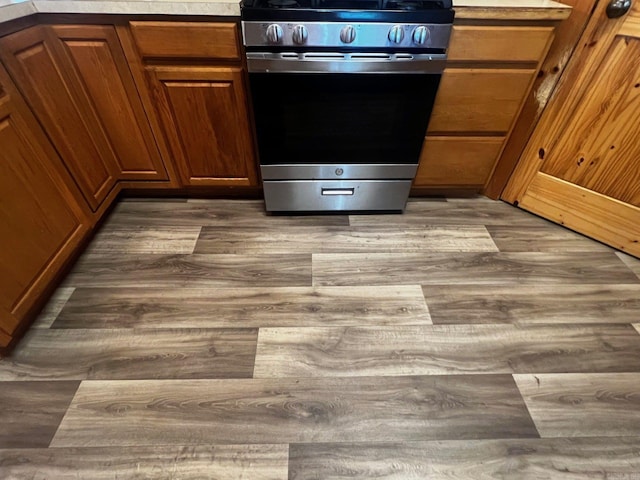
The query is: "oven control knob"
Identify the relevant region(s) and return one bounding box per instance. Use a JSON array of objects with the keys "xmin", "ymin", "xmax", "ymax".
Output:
[
  {"xmin": 292, "ymin": 25, "xmax": 309, "ymax": 45},
  {"xmin": 388, "ymin": 25, "xmax": 405, "ymax": 44},
  {"xmin": 266, "ymin": 24, "xmax": 283, "ymax": 44},
  {"xmin": 412, "ymin": 26, "xmax": 430, "ymax": 45},
  {"xmin": 340, "ymin": 25, "xmax": 356, "ymax": 44}
]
